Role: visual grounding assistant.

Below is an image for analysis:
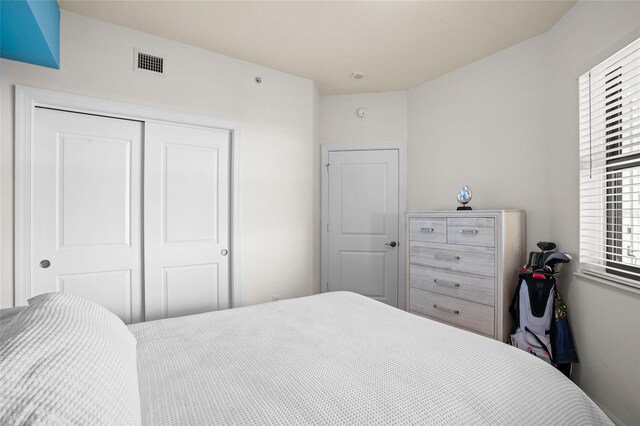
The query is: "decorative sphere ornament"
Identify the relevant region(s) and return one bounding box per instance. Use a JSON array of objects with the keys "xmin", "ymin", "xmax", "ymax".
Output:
[{"xmin": 456, "ymin": 185, "xmax": 472, "ymax": 210}]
